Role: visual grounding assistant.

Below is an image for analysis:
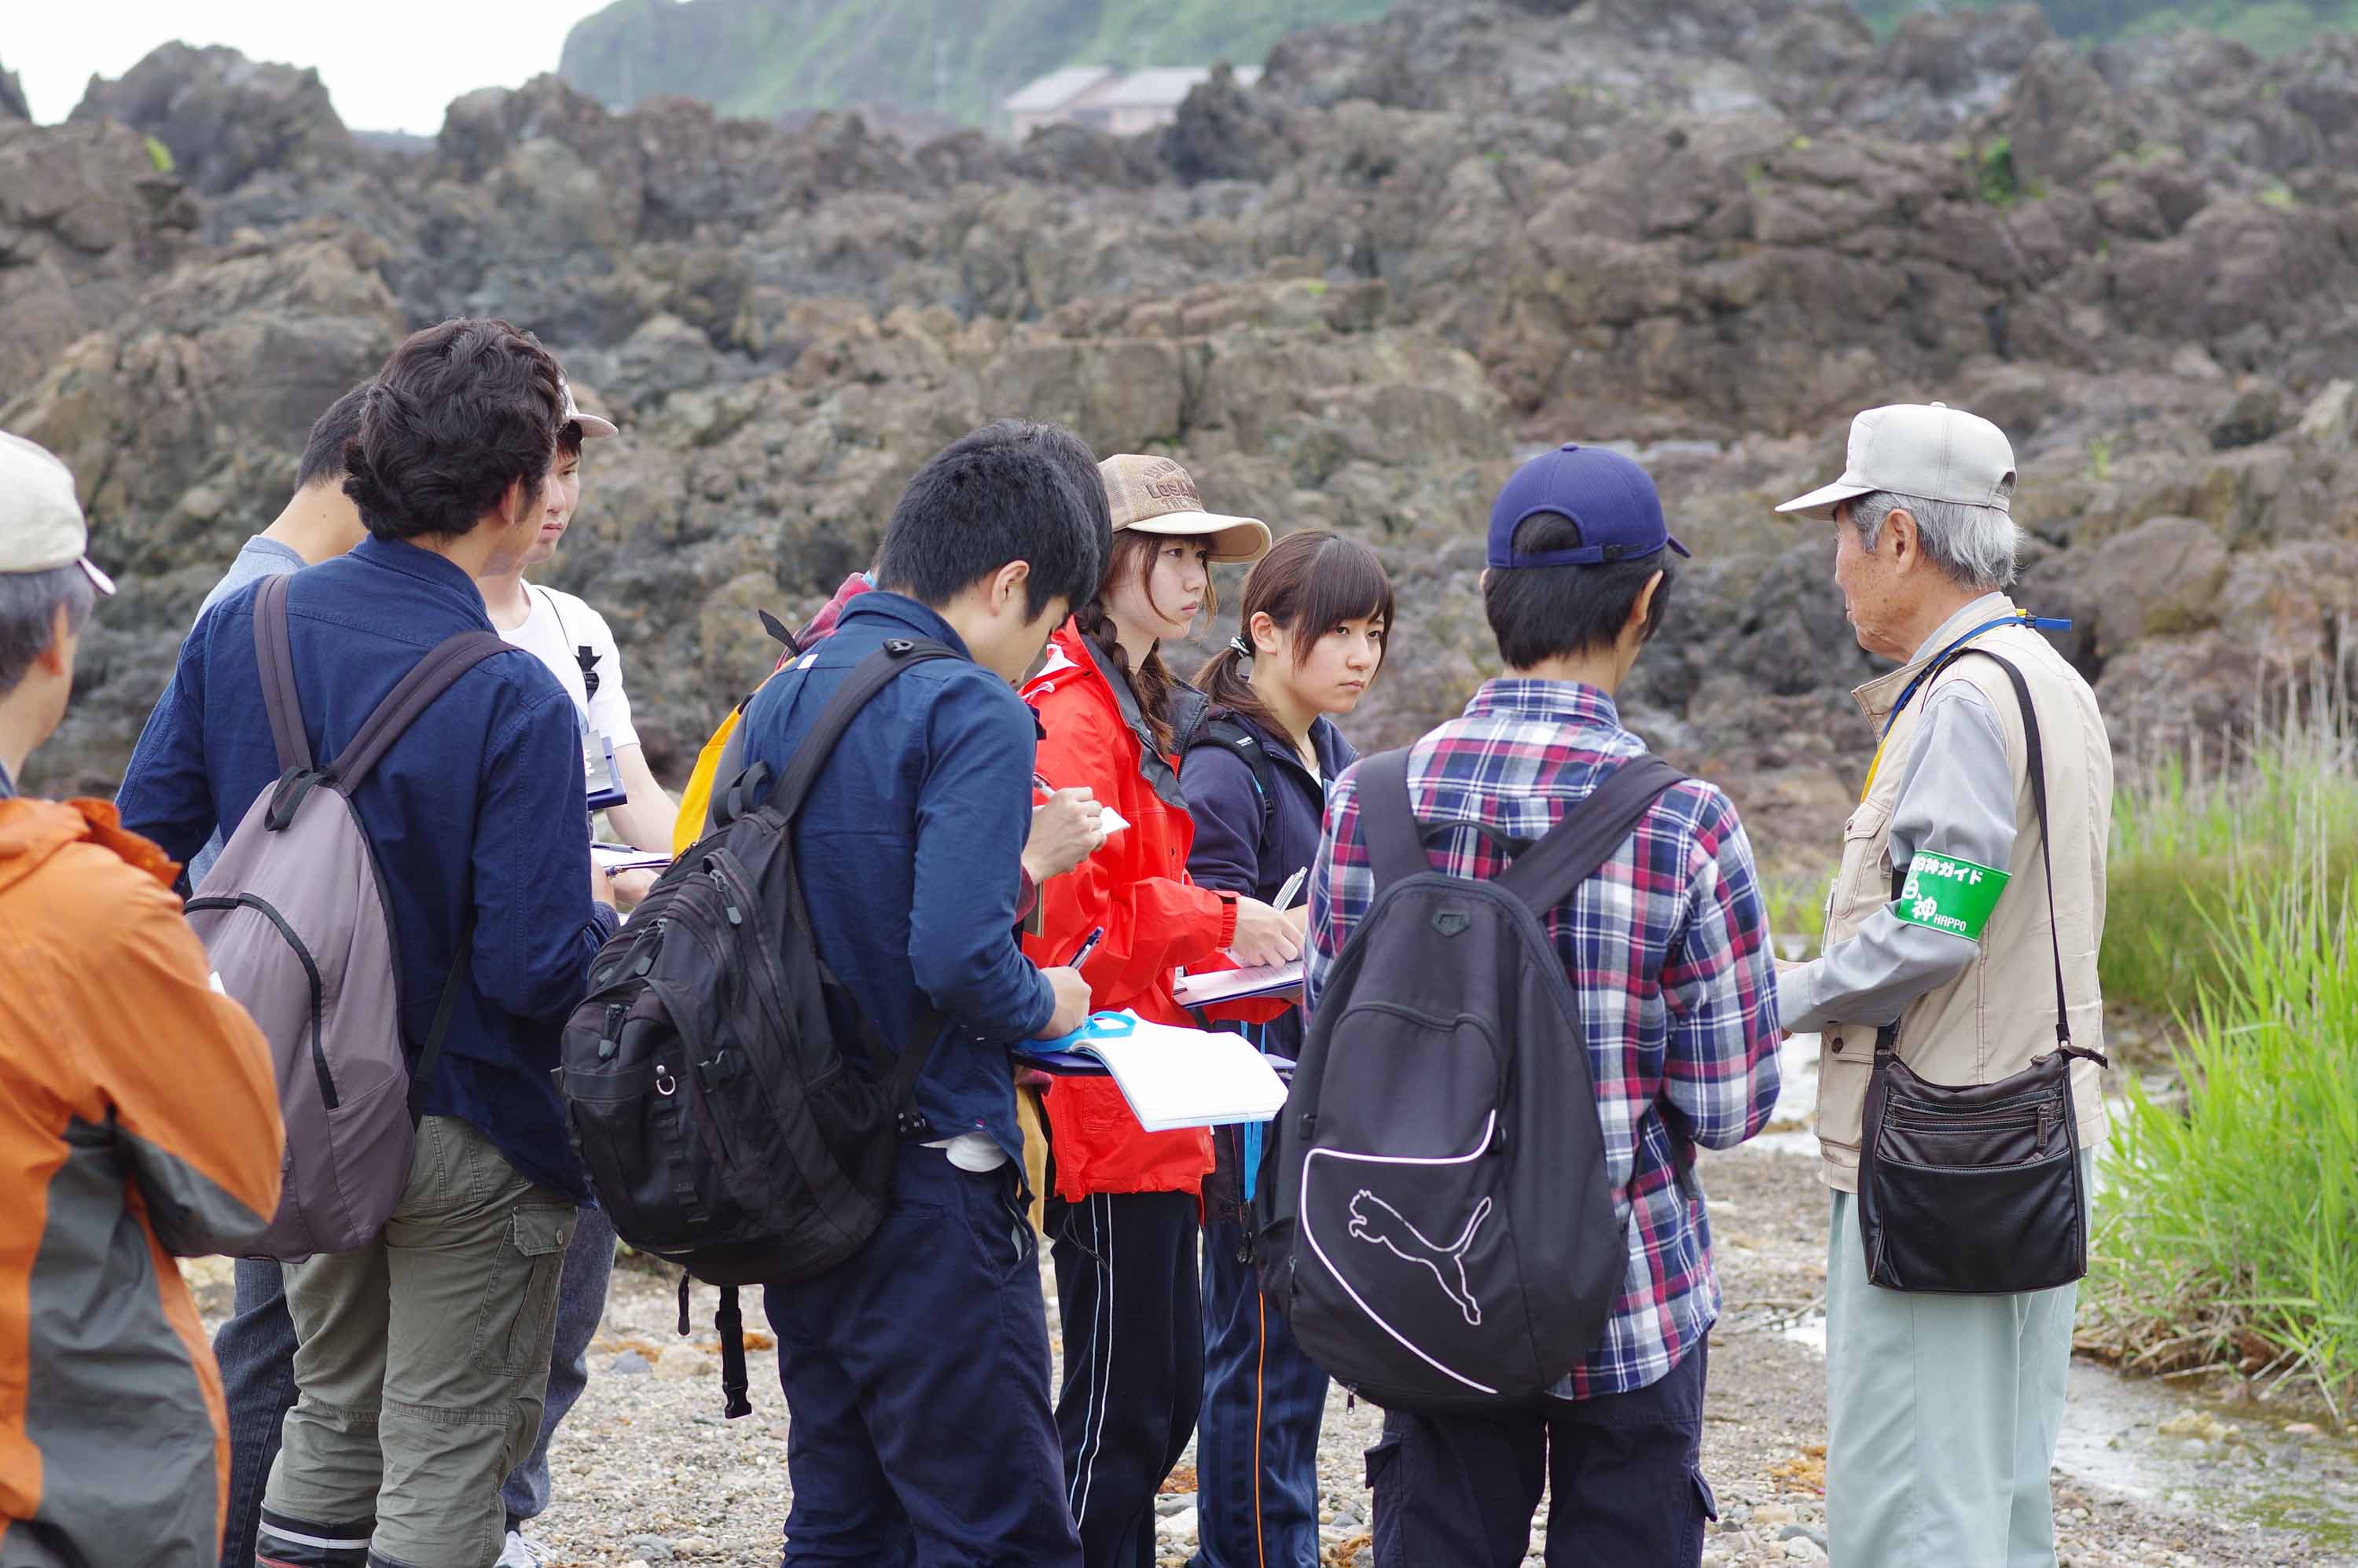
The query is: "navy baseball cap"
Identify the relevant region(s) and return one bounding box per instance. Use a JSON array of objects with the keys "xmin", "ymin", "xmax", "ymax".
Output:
[{"xmin": 1486, "ymin": 443, "xmax": 1689, "ymax": 570}]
